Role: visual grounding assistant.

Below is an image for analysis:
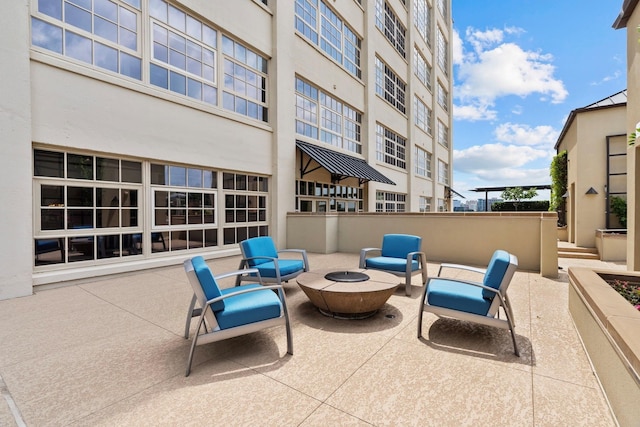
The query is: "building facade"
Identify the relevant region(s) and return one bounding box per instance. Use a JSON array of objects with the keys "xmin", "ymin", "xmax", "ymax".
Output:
[
  {"xmin": 554, "ymin": 90, "xmax": 627, "ymax": 248},
  {"xmin": 0, "ymin": 0, "xmax": 453, "ymax": 299}
]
